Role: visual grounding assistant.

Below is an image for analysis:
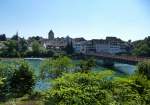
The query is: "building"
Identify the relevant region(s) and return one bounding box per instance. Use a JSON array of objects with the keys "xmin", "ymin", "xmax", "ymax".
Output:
[
  {"xmin": 94, "ymin": 37, "xmax": 128, "ymax": 54},
  {"xmin": 42, "ymin": 31, "xmax": 130, "ymax": 55},
  {"xmin": 72, "ymin": 37, "xmax": 130, "ymax": 54},
  {"xmin": 93, "ymin": 39, "xmax": 110, "ymax": 53},
  {"xmin": 48, "ymin": 30, "xmax": 54, "ymax": 40},
  {"xmin": 72, "ymin": 37, "xmax": 86, "ymax": 53},
  {"xmin": 73, "ymin": 41, "xmax": 86, "ymax": 53},
  {"xmin": 43, "ymin": 30, "xmax": 72, "ymax": 50},
  {"xmin": 45, "ymin": 37, "xmax": 68, "ymax": 49}
]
